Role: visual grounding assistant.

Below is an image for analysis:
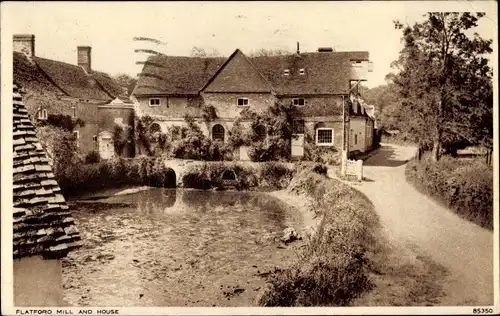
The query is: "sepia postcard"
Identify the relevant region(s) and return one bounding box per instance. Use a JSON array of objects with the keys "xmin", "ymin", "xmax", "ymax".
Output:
[{"xmin": 1, "ymin": 1, "xmax": 498, "ymax": 315}]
